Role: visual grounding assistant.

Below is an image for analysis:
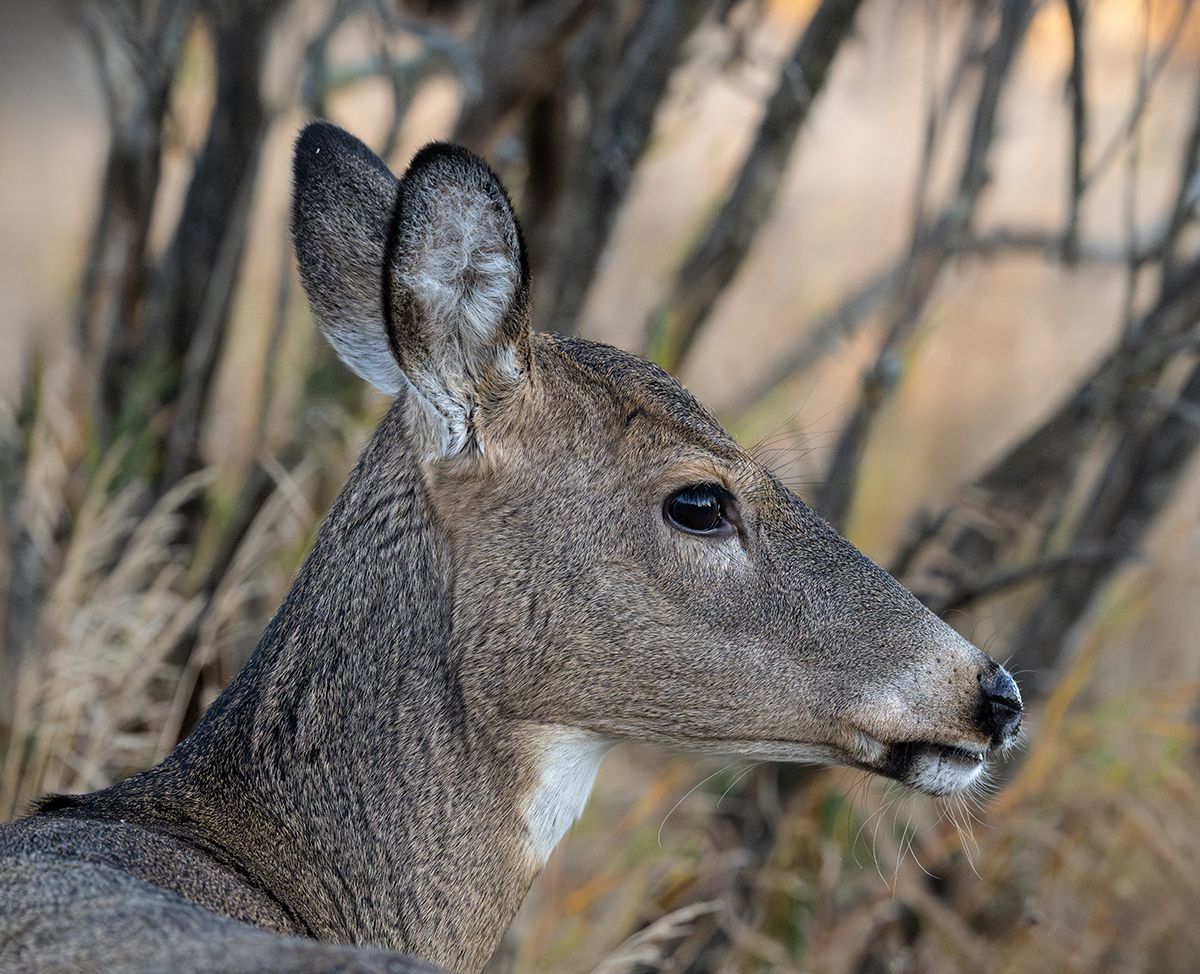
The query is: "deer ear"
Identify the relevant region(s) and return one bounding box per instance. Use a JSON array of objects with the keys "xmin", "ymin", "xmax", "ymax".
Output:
[
  {"xmin": 292, "ymin": 123, "xmax": 532, "ymax": 462},
  {"xmin": 385, "ymin": 142, "xmax": 532, "ymax": 459},
  {"xmin": 292, "ymin": 121, "xmax": 406, "ymax": 395}
]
